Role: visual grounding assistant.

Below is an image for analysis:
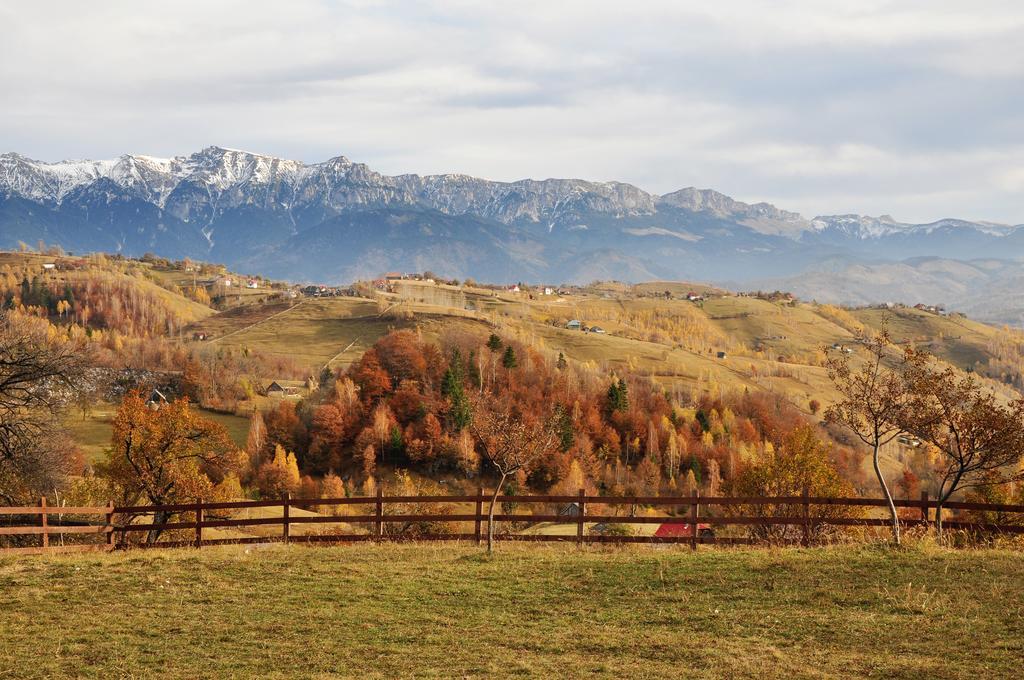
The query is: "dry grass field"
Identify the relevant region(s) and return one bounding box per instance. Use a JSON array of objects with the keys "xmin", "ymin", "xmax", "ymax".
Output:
[{"xmin": 1, "ymin": 542, "xmax": 1021, "ymax": 678}]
